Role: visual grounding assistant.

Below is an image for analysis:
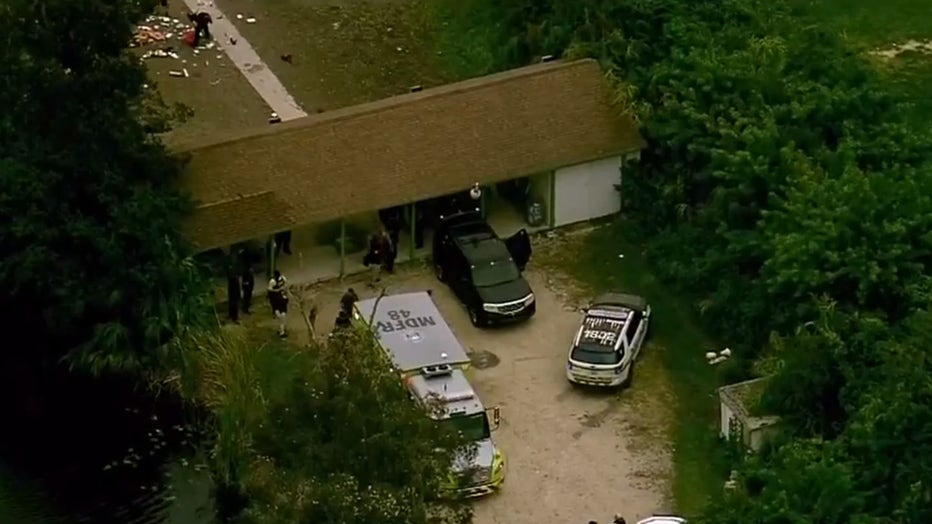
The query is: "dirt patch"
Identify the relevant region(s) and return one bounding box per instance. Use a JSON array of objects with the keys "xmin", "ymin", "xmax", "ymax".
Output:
[
  {"xmin": 212, "ymin": 0, "xmax": 455, "ymax": 111},
  {"xmin": 870, "ymin": 39, "xmax": 932, "ymax": 59},
  {"xmin": 137, "ymin": 0, "xmax": 271, "ymax": 146},
  {"xmin": 235, "ymin": 231, "xmax": 674, "ymax": 522}
]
